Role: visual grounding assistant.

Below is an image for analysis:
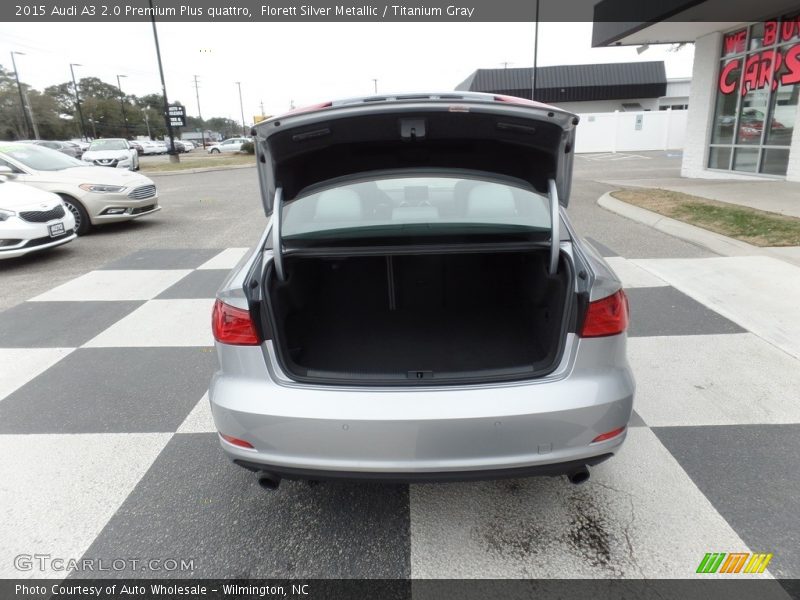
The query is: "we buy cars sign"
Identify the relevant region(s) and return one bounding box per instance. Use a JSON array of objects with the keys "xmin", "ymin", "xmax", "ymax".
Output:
[{"xmin": 167, "ymin": 105, "xmax": 186, "ymax": 127}]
